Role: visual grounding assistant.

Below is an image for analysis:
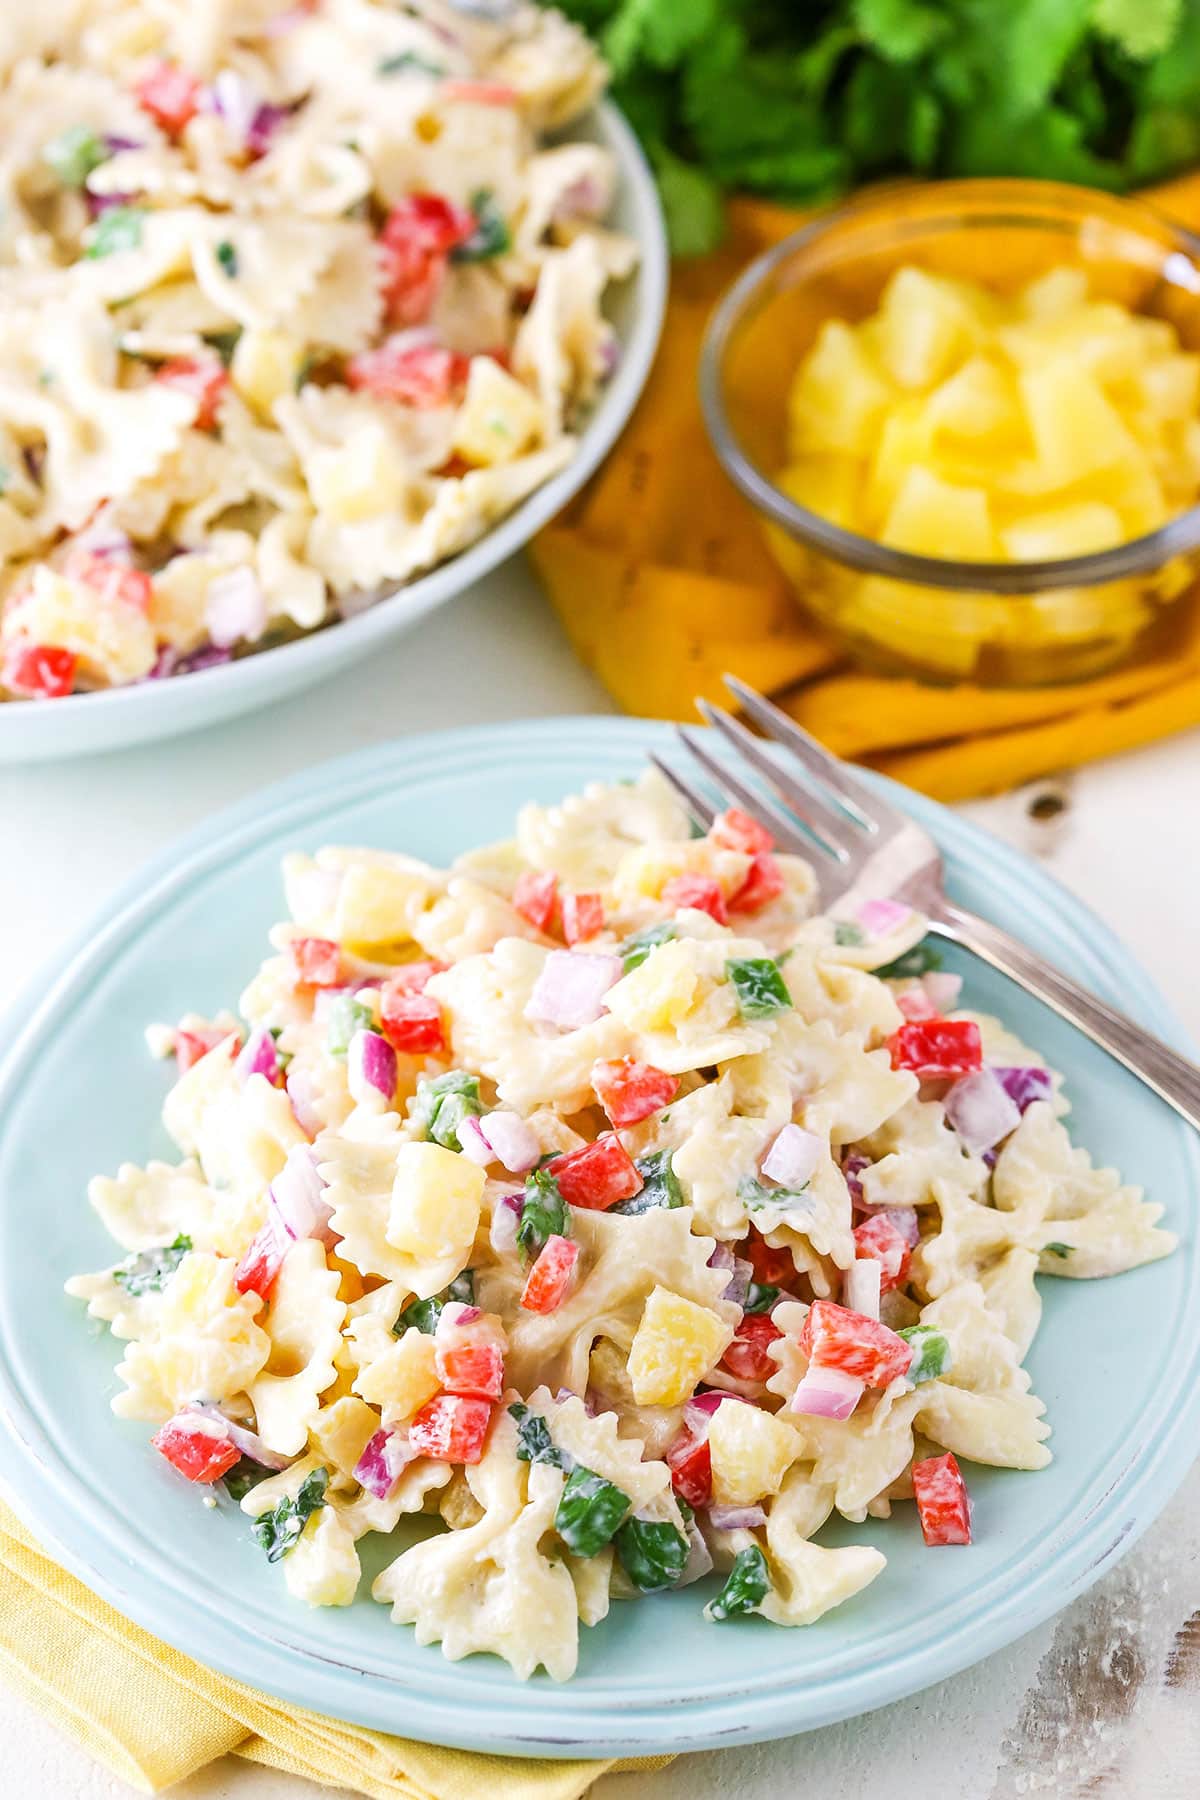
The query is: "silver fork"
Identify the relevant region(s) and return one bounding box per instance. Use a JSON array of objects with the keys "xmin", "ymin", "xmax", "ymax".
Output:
[{"xmin": 651, "ymin": 673, "xmax": 1200, "ymax": 1133}]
